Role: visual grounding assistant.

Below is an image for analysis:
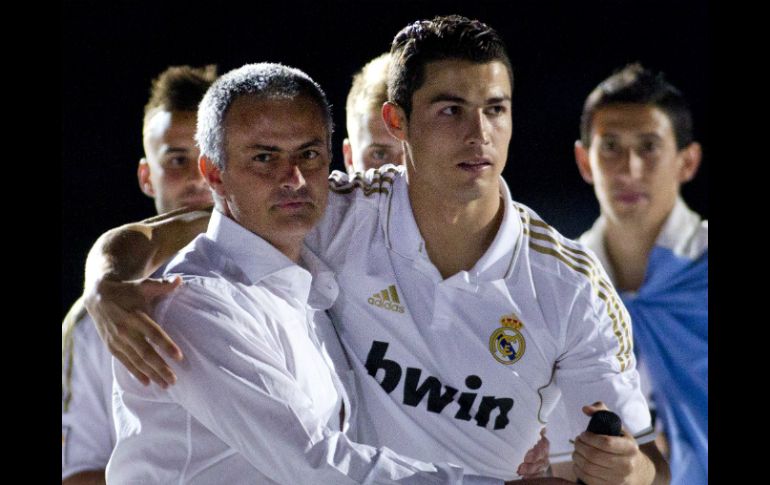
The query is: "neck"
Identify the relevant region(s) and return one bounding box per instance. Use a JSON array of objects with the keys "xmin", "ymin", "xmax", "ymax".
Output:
[
  {"xmin": 272, "ymin": 241, "xmax": 302, "ymax": 263},
  {"xmin": 408, "ymin": 179, "xmax": 504, "ymax": 279},
  {"xmin": 218, "ymin": 203, "xmax": 304, "ymax": 264},
  {"xmin": 602, "ymin": 212, "xmax": 668, "ymax": 292}
]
